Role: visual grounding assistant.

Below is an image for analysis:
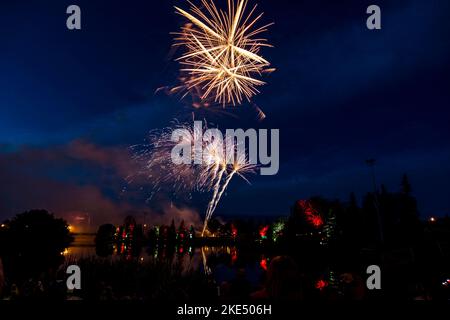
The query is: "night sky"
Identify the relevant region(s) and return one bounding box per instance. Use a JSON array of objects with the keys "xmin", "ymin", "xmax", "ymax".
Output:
[{"xmin": 1, "ymin": 0, "xmax": 450, "ymax": 226}]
